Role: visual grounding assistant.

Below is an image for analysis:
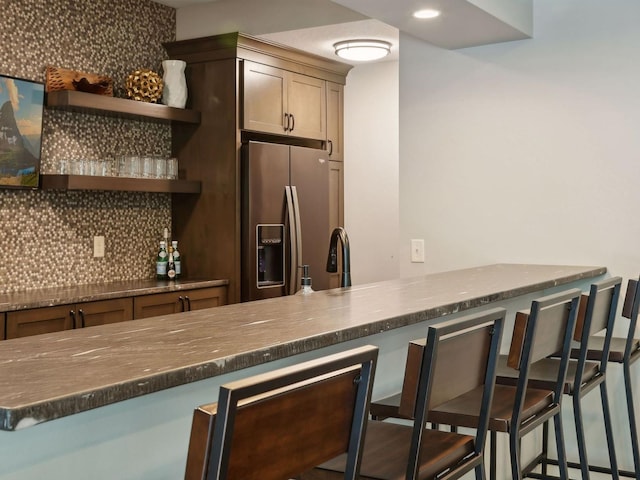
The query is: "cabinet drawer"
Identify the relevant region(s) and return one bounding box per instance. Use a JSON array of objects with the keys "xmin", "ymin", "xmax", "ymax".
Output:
[
  {"xmin": 79, "ymin": 298, "xmax": 133, "ymax": 327},
  {"xmin": 134, "ymin": 292, "xmax": 185, "ymax": 319},
  {"xmin": 134, "ymin": 286, "xmax": 228, "ymax": 319},
  {"xmin": 182, "ymin": 287, "xmax": 228, "ymax": 311},
  {"xmin": 7, "ymin": 305, "xmax": 74, "ymax": 339}
]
